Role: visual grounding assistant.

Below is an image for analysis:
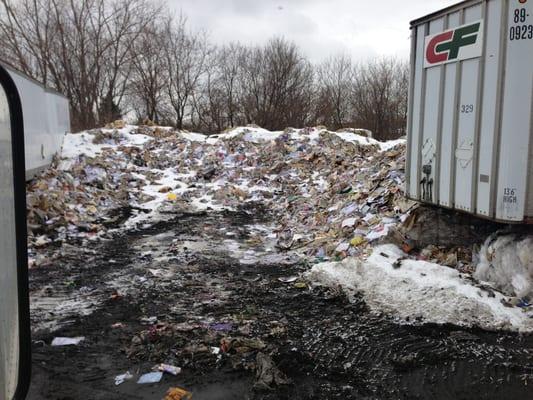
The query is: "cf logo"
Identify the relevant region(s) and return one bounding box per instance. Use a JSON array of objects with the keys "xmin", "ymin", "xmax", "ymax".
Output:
[{"xmin": 426, "ymin": 22, "xmax": 481, "ymax": 65}]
